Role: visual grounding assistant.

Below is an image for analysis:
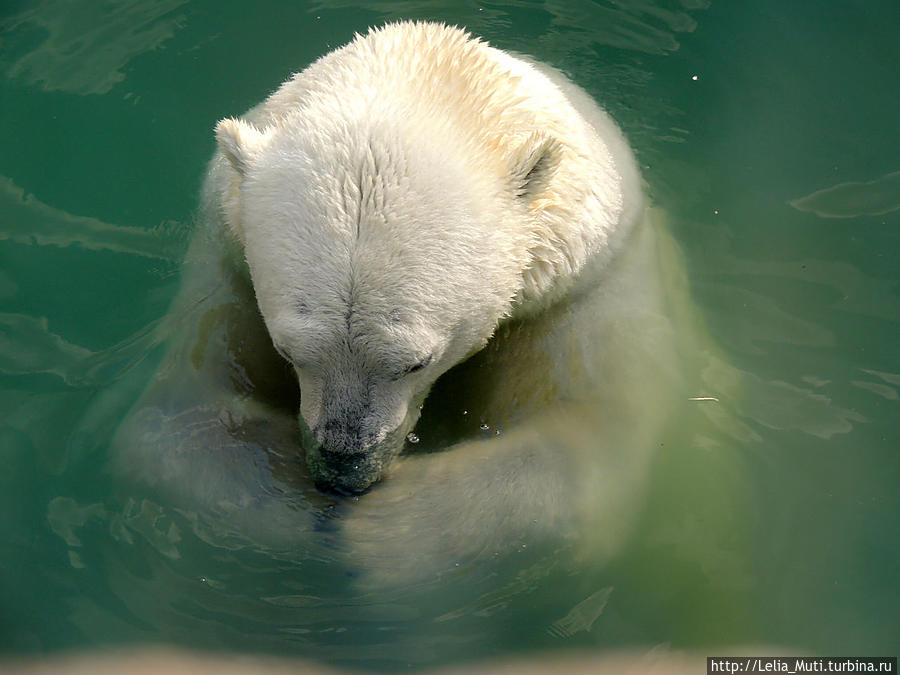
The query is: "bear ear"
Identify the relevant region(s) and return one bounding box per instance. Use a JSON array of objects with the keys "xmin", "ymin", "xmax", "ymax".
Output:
[
  {"xmin": 214, "ymin": 117, "xmax": 269, "ymax": 176},
  {"xmin": 509, "ymin": 133, "xmax": 563, "ymax": 200}
]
